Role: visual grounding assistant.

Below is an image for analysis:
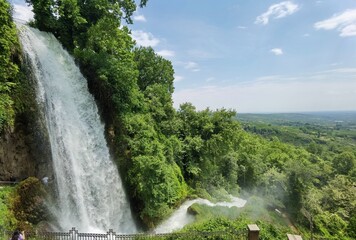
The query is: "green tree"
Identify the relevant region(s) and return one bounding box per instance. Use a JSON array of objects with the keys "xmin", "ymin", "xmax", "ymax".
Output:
[
  {"xmin": 124, "ymin": 113, "xmax": 187, "ymax": 226},
  {"xmin": 333, "ymin": 151, "xmax": 355, "ymax": 175},
  {"xmin": 74, "ymin": 16, "xmax": 142, "ymax": 119},
  {"xmin": 301, "ymin": 188, "xmax": 323, "ymax": 237},
  {"xmin": 26, "ymin": 0, "xmax": 148, "ymax": 52},
  {"xmin": 321, "ymin": 175, "xmax": 356, "ymax": 219},
  {"xmin": 258, "ymin": 167, "xmax": 287, "ymax": 206},
  {"xmin": 314, "ymin": 211, "xmax": 347, "ymax": 238},
  {"xmin": 219, "ymin": 152, "xmax": 239, "ymax": 190},
  {"xmin": 129, "ymin": 155, "xmax": 187, "ymax": 224},
  {"xmin": 56, "ymin": 0, "xmax": 86, "ymax": 50},
  {"xmin": 134, "ymin": 47, "xmax": 174, "ymax": 93},
  {"xmin": 175, "ymin": 104, "xmax": 245, "ymax": 190},
  {"xmin": 133, "ymin": 47, "xmax": 176, "ymax": 134},
  {"xmin": 25, "ymin": 0, "xmax": 57, "ymax": 32},
  {"xmin": 285, "ymin": 162, "xmax": 312, "ymax": 218}
]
